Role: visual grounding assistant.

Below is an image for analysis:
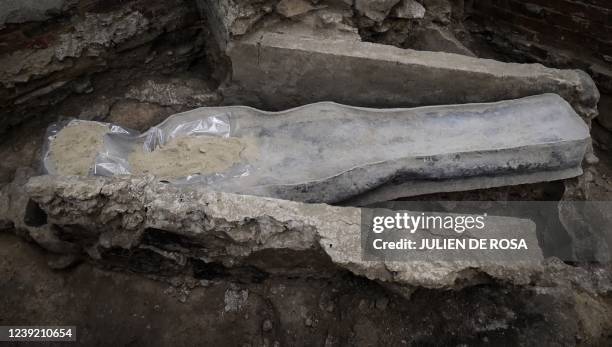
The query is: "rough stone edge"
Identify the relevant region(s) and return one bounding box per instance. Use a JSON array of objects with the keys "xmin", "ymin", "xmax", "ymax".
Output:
[{"xmin": 22, "ymin": 174, "xmax": 547, "ymax": 292}]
